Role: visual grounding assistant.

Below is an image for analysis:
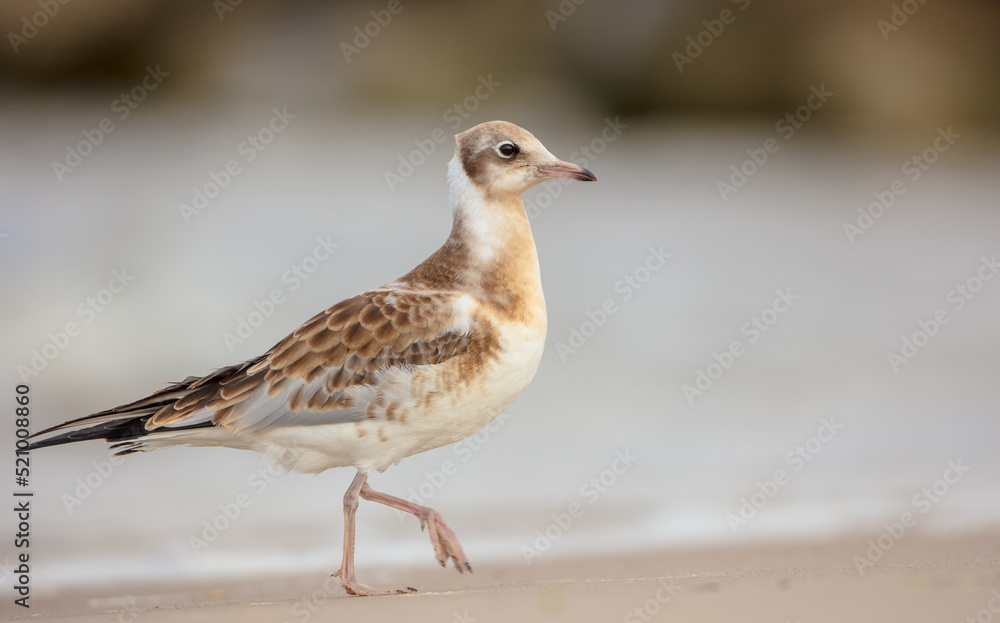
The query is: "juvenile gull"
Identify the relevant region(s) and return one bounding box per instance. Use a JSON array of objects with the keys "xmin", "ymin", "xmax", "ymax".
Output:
[{"xmin": 28, "ymin": 120, "xmax": 596, "ymax": 596}]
